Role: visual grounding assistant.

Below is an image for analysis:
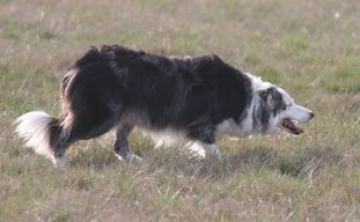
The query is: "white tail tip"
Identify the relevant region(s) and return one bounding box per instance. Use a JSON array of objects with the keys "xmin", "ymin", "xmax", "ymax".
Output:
[{"xmin": 14, "ymin": 111, "xmax": 56, "ymax": 163}]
